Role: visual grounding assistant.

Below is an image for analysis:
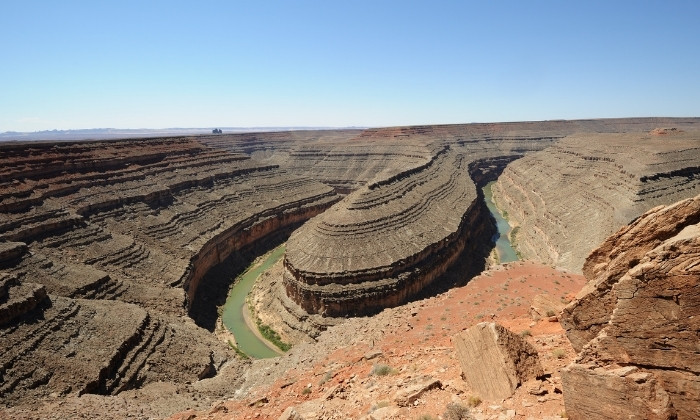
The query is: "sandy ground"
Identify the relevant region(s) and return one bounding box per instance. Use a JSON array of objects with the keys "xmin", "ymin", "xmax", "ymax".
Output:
[{"xmin": 171, "ymin": 261, "xmax": 586, "ymax": 420}]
